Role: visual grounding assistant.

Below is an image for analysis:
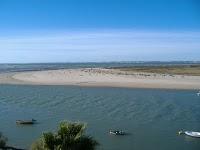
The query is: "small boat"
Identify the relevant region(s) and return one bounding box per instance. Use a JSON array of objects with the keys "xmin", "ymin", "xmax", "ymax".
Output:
[
  {"xmin": 109, "ymin": 130, "xmax": 125, "ymax": 135},
  {"xmin": 185, "ymin": 131, "xmax": 200, "ymax": 138},
  {"xmin": 16, "ymin": 119, "xmax": 36, "ymax": 125},
  {"xmin": 197, "ymin": 91, "xmax": 200, "ymax": 96},
  {"xmin": 178, "ymin": 130, "xmax": 200, "ymax": 138}
]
